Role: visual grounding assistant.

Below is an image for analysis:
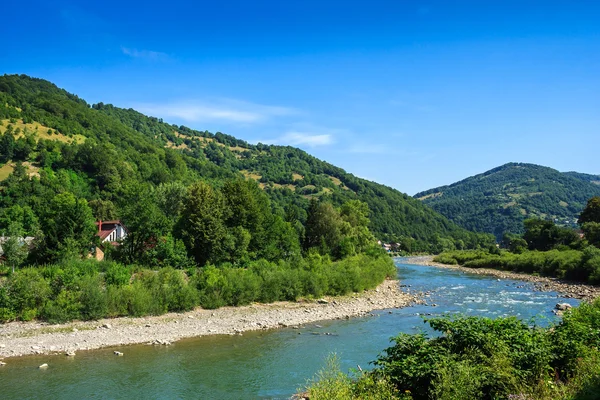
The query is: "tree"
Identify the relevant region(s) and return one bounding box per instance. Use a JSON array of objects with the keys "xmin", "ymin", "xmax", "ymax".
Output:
[
  {"xmin": 501, "ymin": 233, "xmax": 527, "ymax": 254},
  {"xmin": 0, "ymin": 132, "xmax": 15, "ymax": 162},
  {"xmin": 38, "ymin": 192, "xmax": 97, "ymax": 261},
  {"xmin": 117, "ymin": 183, "xmax": 169, "ymax": 263},
  {"xmin": 303, "ymin": 201, "xmax": 344, "ymax": 256},
  {"xmin": 579, "ymin": 197, "xmax": 600, "ymax": 247},
  {"xmin": 579, "ymin": 197, "xmax": 600, "ymax": 225},
  {"xmin": 88, "ymin": 199, "xmax": 117, "ymax": 221},
  {"xmin": 2, "ymin": 222, "xmax": 29, "ymax": 273},
  {"xmin": 221, "ymin": 179, "xmax": 270, "ymax": 253},
  {"xmin": 176, "ymin": 181, "xmax": 226, "ymax": 266},
  {"xmin": 523, "ymin": 218, "xmax": 579, "ymax": 251}
]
